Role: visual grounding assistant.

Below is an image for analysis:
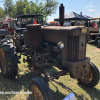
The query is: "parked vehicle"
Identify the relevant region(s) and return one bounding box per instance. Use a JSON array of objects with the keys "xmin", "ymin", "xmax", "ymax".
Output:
[
  {"xmin": 87, "ymin": 17, "xmax": 100, "ymax": 48},
  {"xmin": 0, "ymin": 18, "xmax": 15, "ymax": 35}
]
